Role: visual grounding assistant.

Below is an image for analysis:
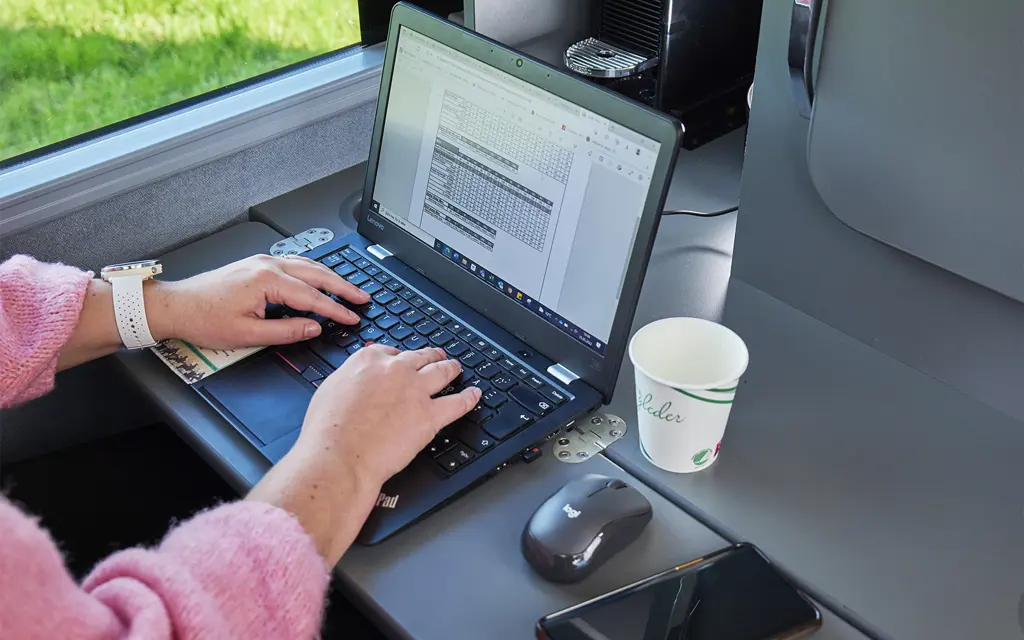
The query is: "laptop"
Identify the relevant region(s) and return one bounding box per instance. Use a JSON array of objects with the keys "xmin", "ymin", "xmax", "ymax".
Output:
[{"xmin": 193, "ymin": 3, "xmax": 682, "ymax": 545}]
